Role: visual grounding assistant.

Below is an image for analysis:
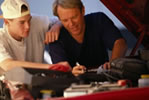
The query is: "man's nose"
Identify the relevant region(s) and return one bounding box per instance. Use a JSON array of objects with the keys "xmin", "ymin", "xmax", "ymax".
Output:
[{"xmin": 68, "ymin": 19, "xmax": 74, "ymax": 27}]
